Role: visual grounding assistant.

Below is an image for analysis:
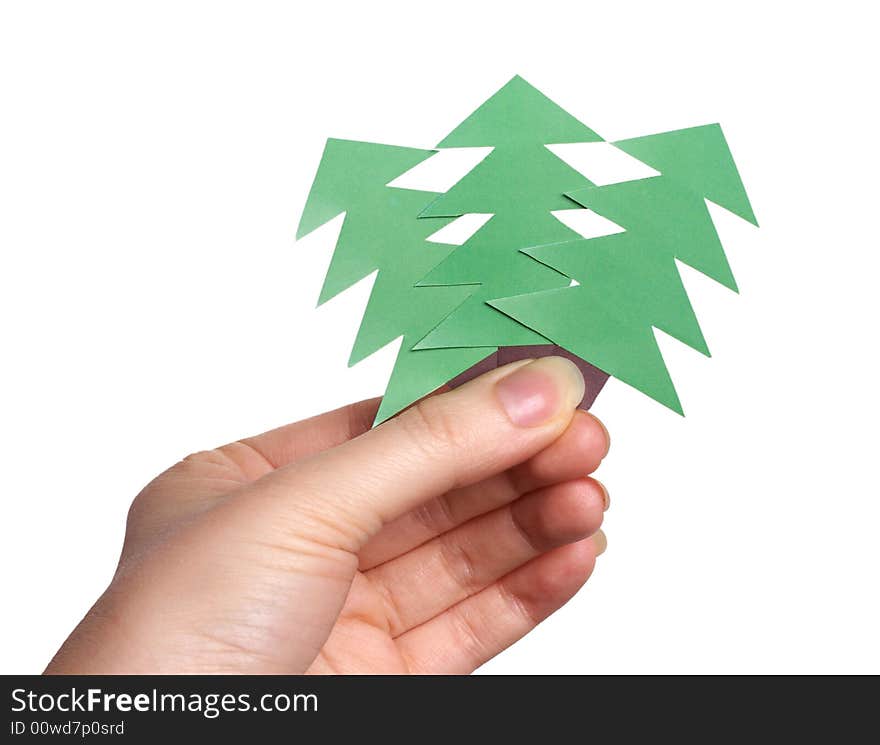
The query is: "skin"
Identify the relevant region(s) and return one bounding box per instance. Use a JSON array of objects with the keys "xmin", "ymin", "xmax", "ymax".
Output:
[{"xmin": 46, "ymin": 357, "xmax": 610, "ymax": 674}]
